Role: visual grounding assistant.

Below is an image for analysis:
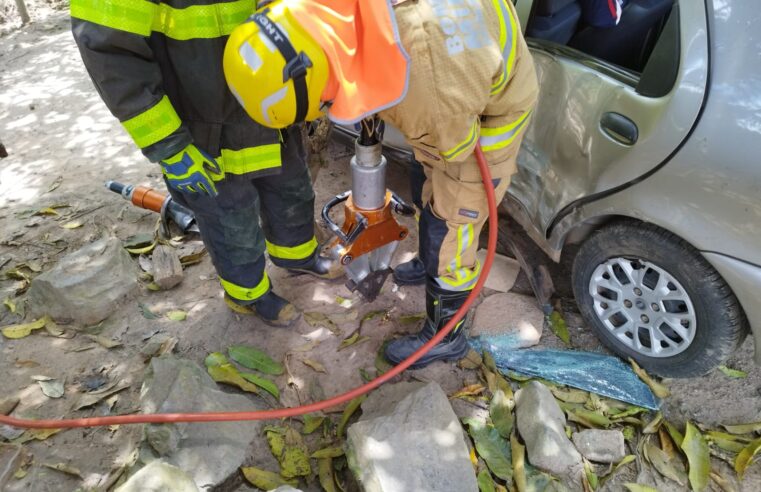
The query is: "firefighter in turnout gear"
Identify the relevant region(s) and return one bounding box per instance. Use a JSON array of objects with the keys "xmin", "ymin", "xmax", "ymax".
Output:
[
  {"xmin": 70, "ymin": 0, "xmax": 341, "ymax": 328},
  {"xmin": 224, "ymin": 0, "xmax": 538, "ymax": 367}
]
